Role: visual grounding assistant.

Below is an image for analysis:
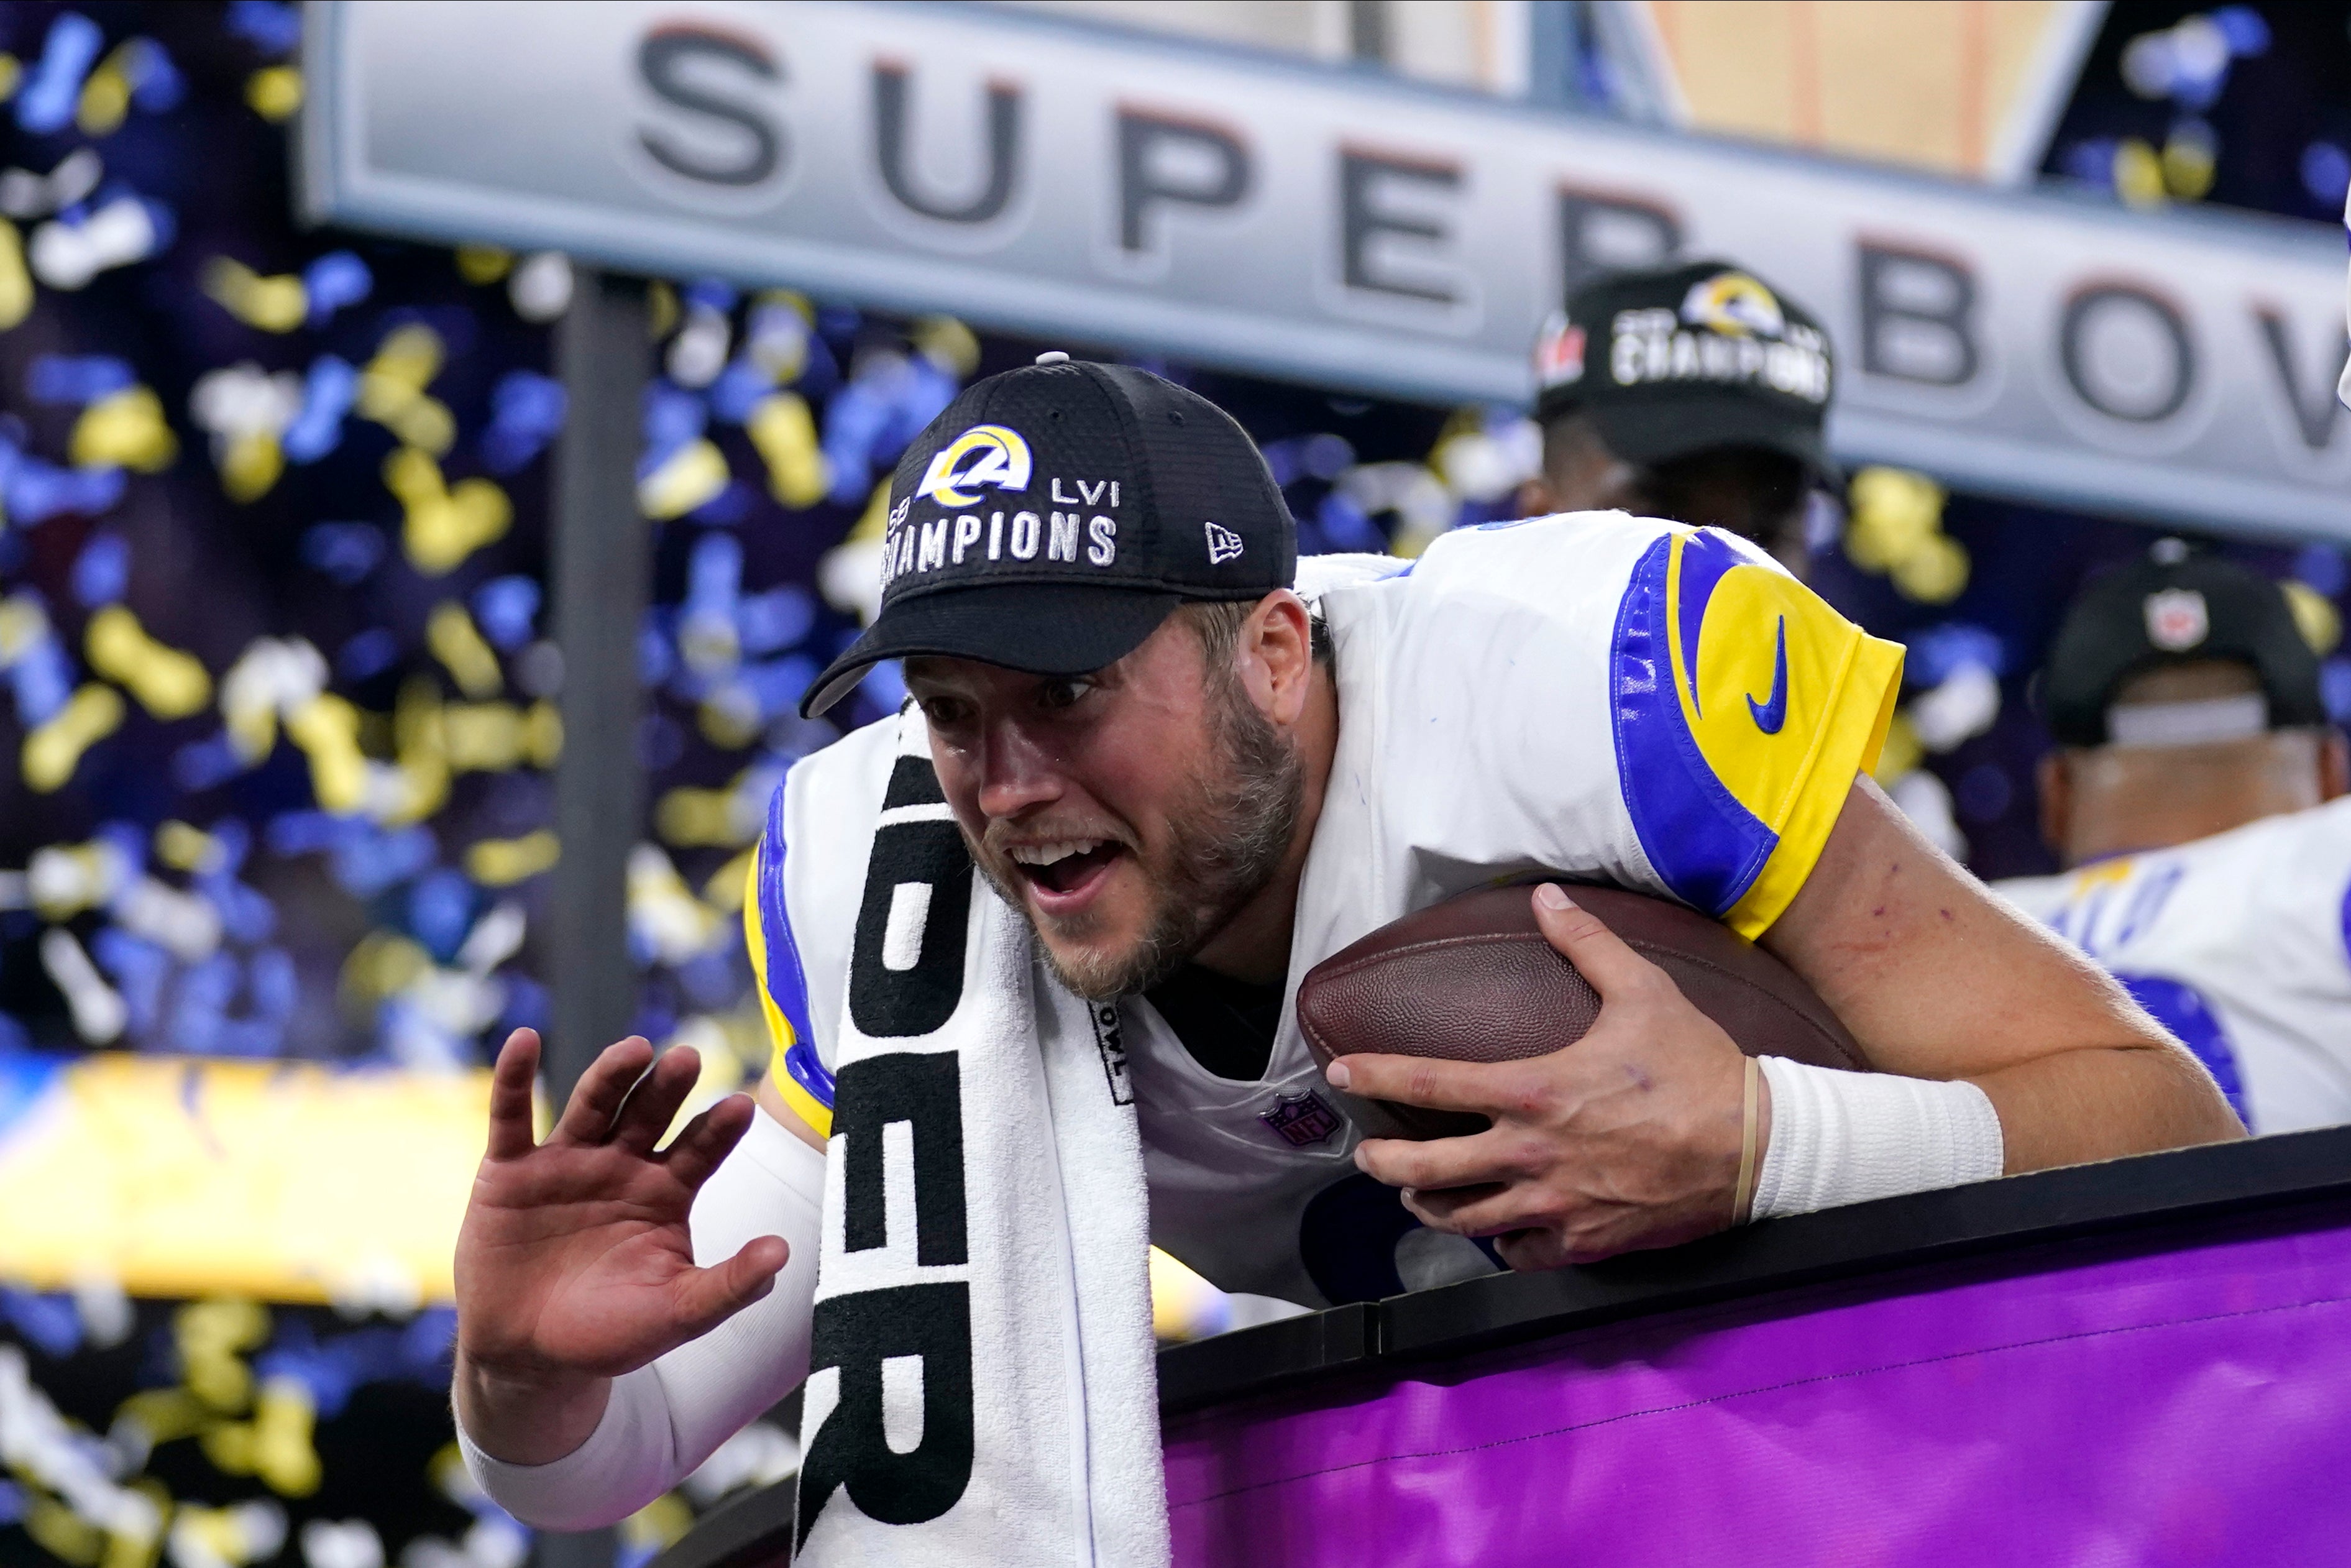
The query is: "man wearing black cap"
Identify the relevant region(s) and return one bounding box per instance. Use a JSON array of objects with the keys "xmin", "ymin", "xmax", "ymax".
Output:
[
  {"xmin": 447, "ymin": 356, "xmax": 2235, "ymax": 1527},
  {"xmin": 1517, "ymin": 260, "xmax": 1834, "ymax": 575},
  {"xmin": 1999, "ymin": 543, "xmax": 2351, "ymax": 1135}
]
